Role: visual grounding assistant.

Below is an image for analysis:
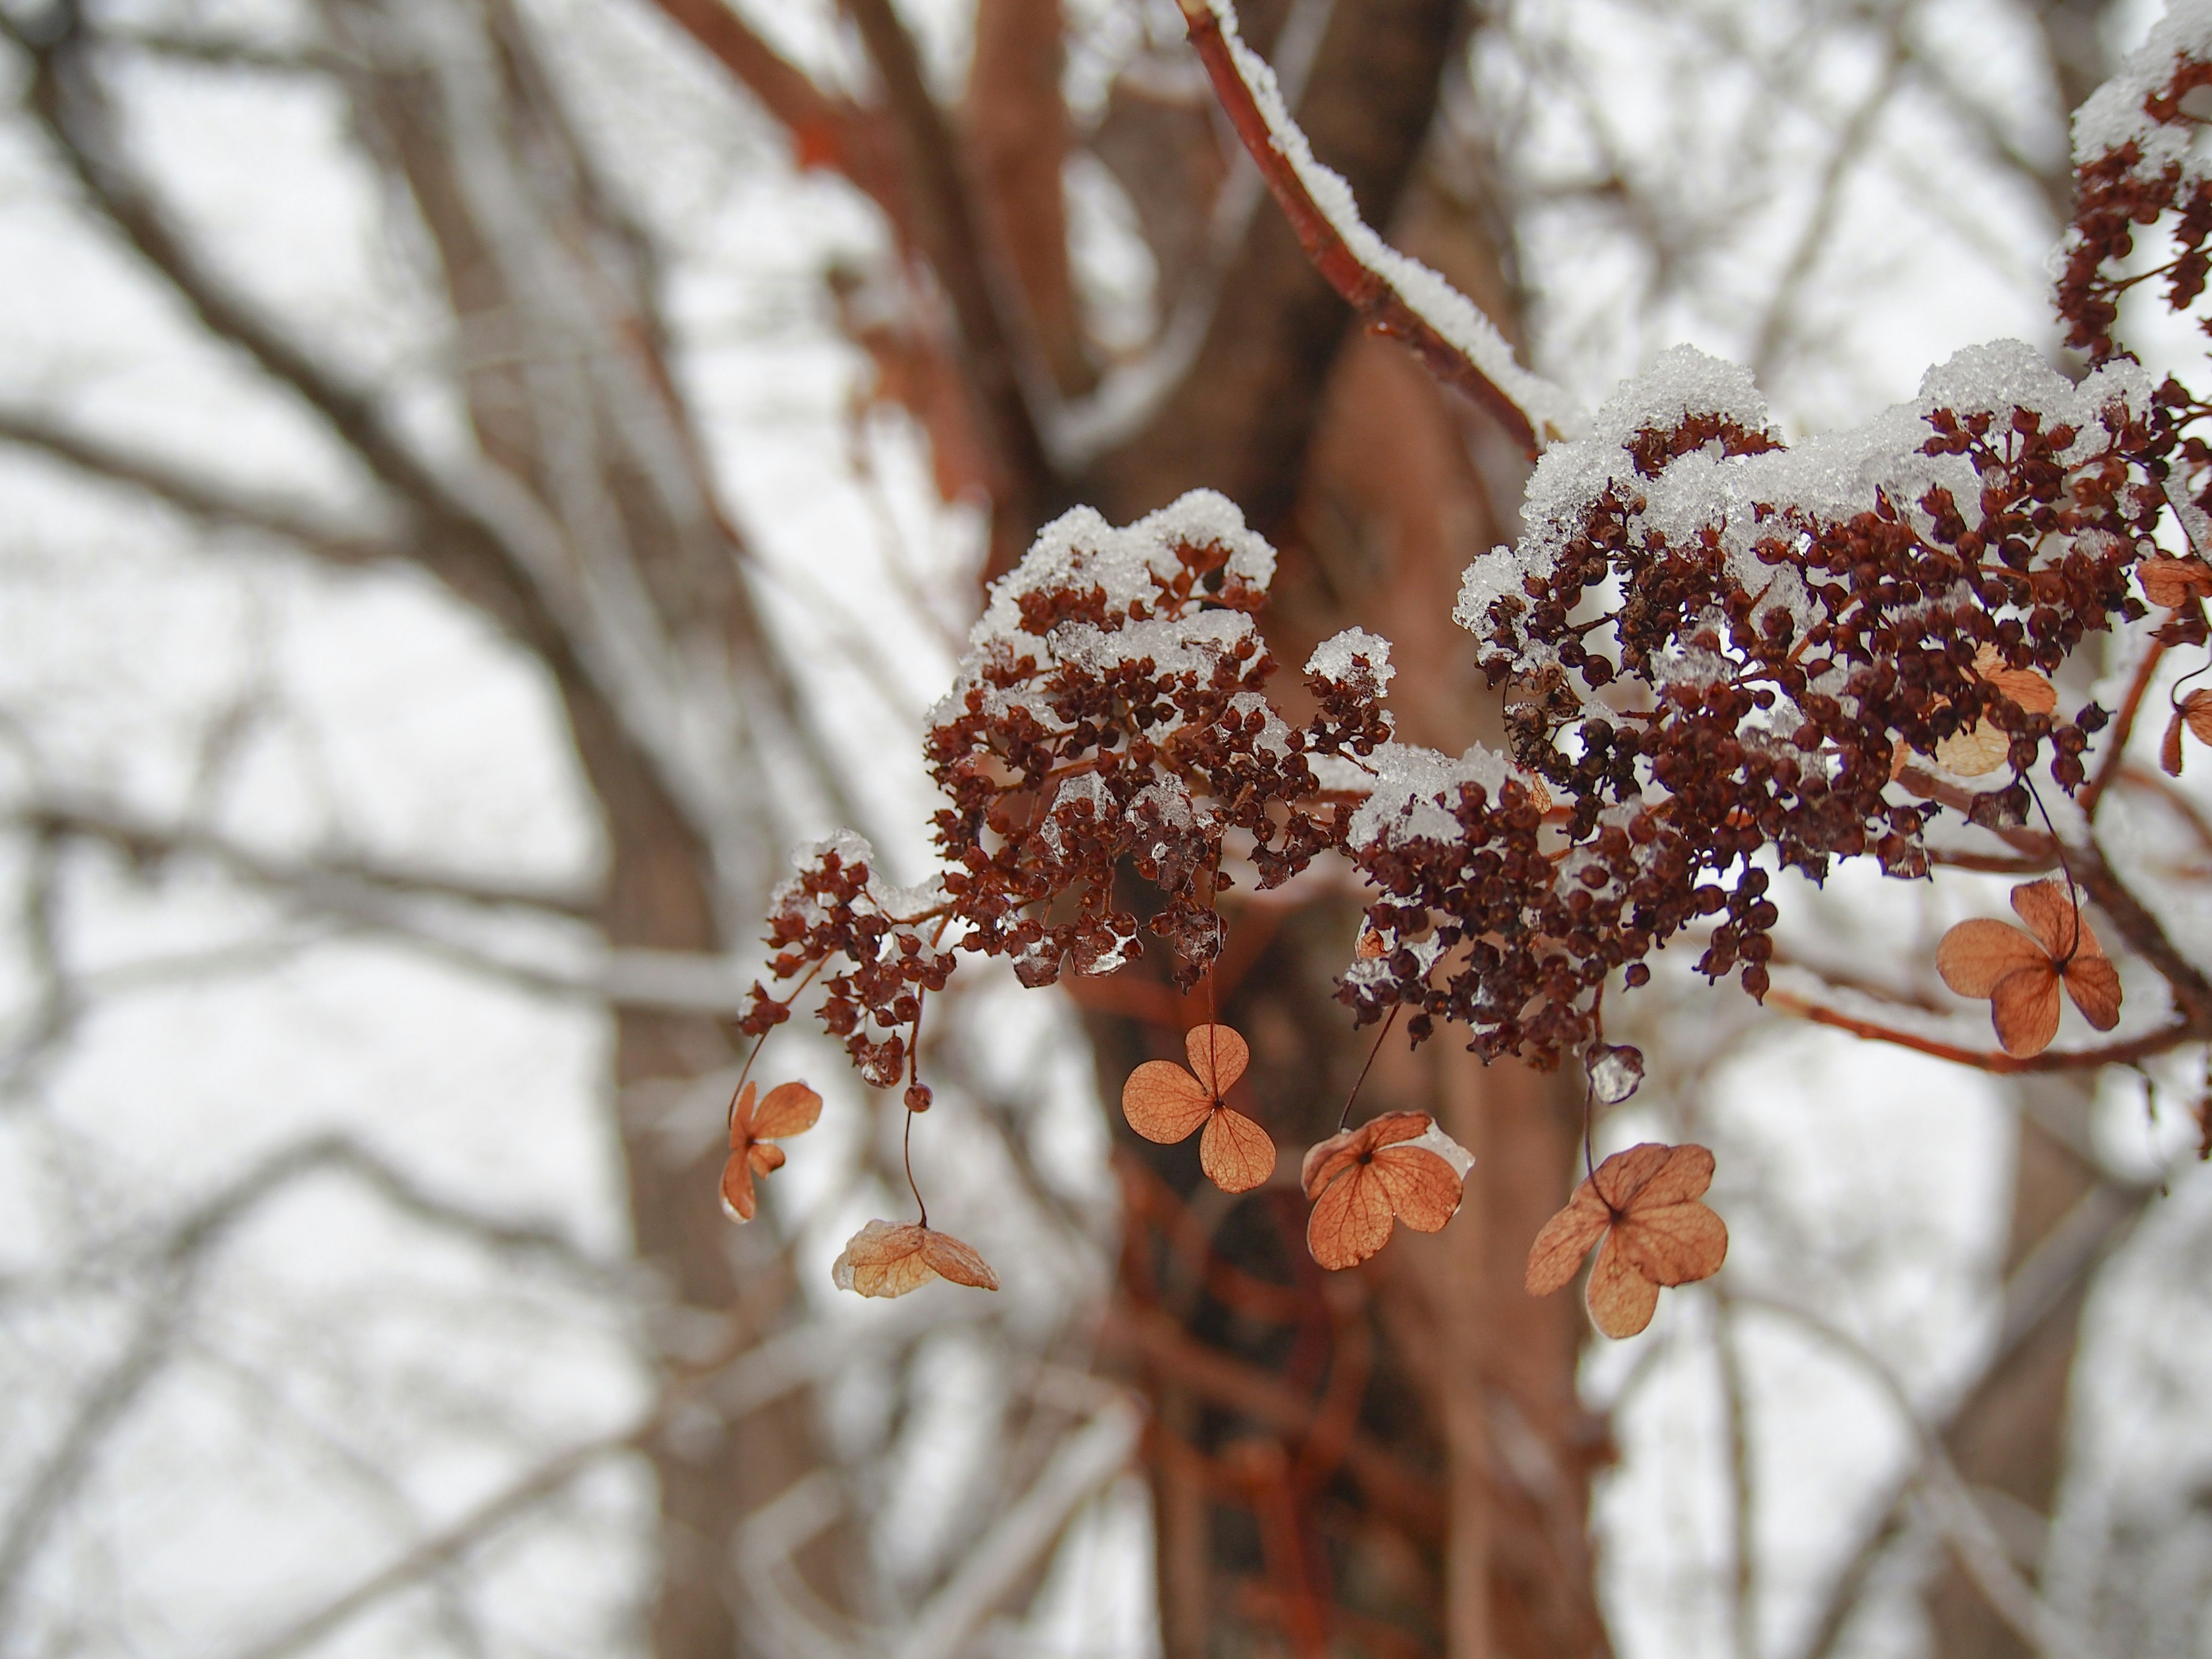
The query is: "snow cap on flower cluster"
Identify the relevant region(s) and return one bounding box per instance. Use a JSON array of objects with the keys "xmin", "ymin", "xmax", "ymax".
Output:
[
  {"xmin": 1347, "ymin": 742, "xmax": 1525, "ymax": 850},
  {"xmin": 2072, "ymin": 0, "xmax": 2212, "ymax": 184},
  {"xmin": 775, "ymin": 829, "xmax": 944, "ymax": 923},
  {"xmin": 1195, "ymin": 0, "xmax": 1583, "ymax": 445},
  {"xmin": 1305, "ymin": 627, "xmax": 1395, "ymax": 690},
  {"xmin": 930, "ymin": 490, "xmax": 1278, "ymax": 729},
  {"xmin": 1455, "ymin": 340, "xmax": 2156, "ymax": 675}
]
